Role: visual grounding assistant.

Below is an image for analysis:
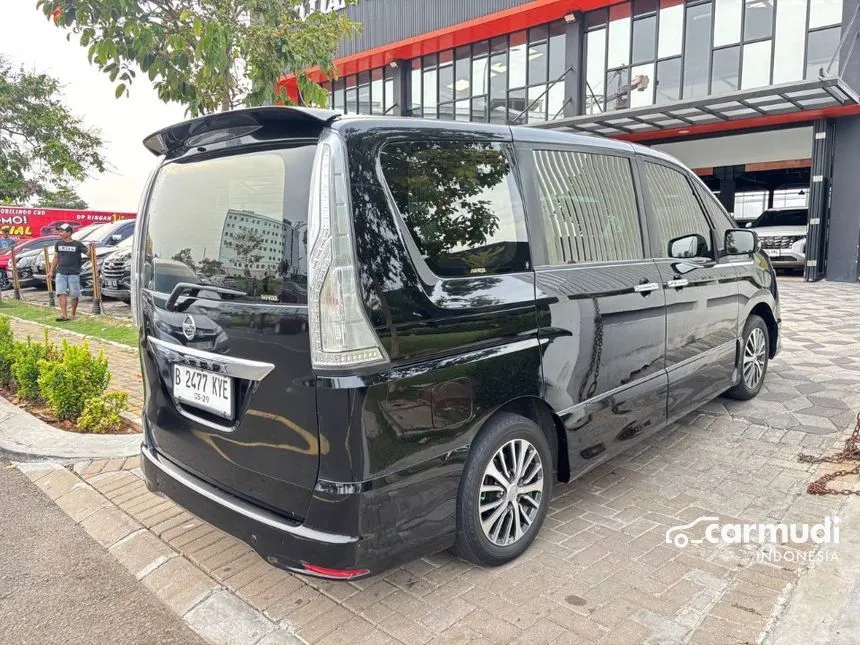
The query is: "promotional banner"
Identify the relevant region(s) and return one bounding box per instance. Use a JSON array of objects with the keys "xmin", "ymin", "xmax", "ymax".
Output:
[{"xmin": 0, "ymin": 206, "xmax": 136, "ymax": 240}]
